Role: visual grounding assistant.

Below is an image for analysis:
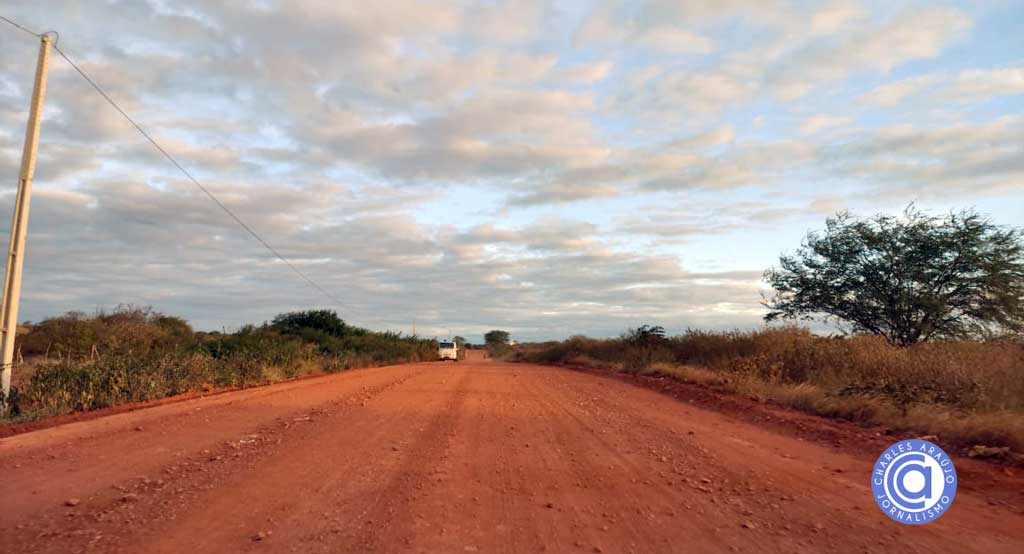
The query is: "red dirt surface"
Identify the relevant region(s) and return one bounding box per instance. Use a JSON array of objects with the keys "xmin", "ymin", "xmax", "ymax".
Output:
[{"xmin": 2, "ymin": 351, "xmax": 1022, "ymax": 553}]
